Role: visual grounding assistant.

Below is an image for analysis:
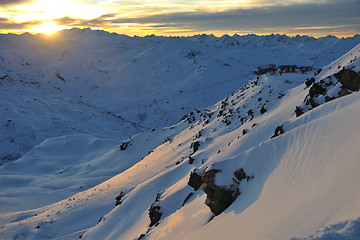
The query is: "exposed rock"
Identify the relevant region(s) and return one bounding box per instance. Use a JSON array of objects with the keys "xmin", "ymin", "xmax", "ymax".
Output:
[
  {"xmin": 187, "ymin": 171, "xmax": 202, "ymax": 190},
  {"xmin": 305, "ymin": 77, "xmax": 315, "ymax": 87},
  {"xmin": 185, "ymin": 112, "xmax": 195, "ymax": 123},
  {"xmin": 201, "ymin": 168, "xmax": 240, "ymax": 216},
  {"xmin": 315, "ymin": 69, "xmax": 322, "ymax": 76},
  {"xmin": 222, "ymin": 118, "xmax": 231, "ymax": 126},
  {"xmin": 194, "ymin": 130, "xmax": 202, "ymax": 139},
  {"xmin": 191, "ymin": 141, "xmax": 200, "ymax": 155},
  {"xmin": 120, "ymin": 141, "xmax": 130, "ymax": 151},
  {"xmin": 335, "ymin": 69, "xmax": 360, "ymax": 91},
  {"xmin": 247, "ymin": 109, "xmax": 254, "ymax": 118},
  {"xmin": 246, "ymin": 175, "xmax": 254, "ymax": 181},
  {"xmin": 260, "ymin": 106, "xmax": 267, "ymax": 114},
  {"xmin": 186, "ymin": 50, "xmax": 202, "ymax": 59},
  {"xmin": 234, "ymin": 168, "xmax": 247, "ymax": 181},
  {"xmin": 115, "ymin": 191, "xmax": 124, "ymax": 206},
  {"xmin": 271, "ymin": 125, "xmax": 285, "ymax": 139},
  {"xmin": 295, "ymin": 106, "xmax": 304, "ymax": 117},
  {"xmin": 137, "ymin": 234, "xmax": 146, "ymax": 239},
  {"xmin": 302, "ymin": 69, "xmax": 359, "ymax": 113},
  {"xmin": 309, "ymin": 83, "xmax": 326, "ymax": 98},
  {"xmin": 149, "ymin": 205, "xmax": 161, "ymax": 227},
  {"xmin": 148, "ymin": 193, "xmax": 162, "ymax": 227}
]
